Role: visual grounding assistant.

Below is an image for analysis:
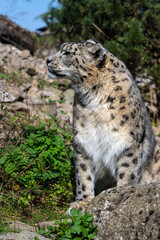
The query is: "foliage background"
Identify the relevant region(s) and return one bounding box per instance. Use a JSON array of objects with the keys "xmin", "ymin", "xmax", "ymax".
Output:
[{"xmin": 40, "ymin": 0, "xmax": 160, "ymax": 117}]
